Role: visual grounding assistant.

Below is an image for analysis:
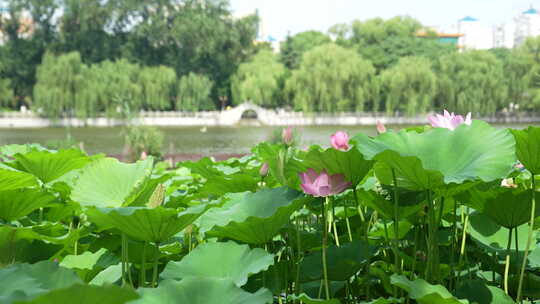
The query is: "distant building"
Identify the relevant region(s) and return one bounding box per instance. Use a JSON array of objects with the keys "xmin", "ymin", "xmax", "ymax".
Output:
[
  {"xmin": 493, "ymin": 23, "xmax": 515, "ymax": 48},
  {"xmin": 416, "ymin": 30, "xmax": 463, "ymax": 48},
  {"xmin": 514, "ymin": 6, "xmax": 540, "ymax": 46},
  {"xmin": 457, "ymin": 16, "xmax": 493, "ymax": 50}
]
